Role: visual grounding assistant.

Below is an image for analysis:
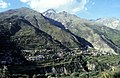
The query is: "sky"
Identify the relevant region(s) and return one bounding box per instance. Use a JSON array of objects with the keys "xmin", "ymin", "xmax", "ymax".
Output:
[{"xmin": 0, "ymin": 0, "xmax": 120, "ymax": 19}]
